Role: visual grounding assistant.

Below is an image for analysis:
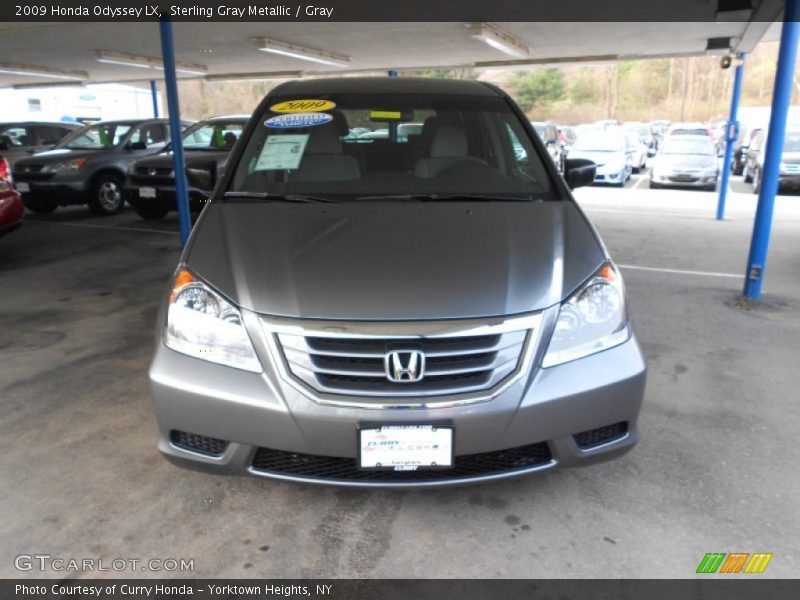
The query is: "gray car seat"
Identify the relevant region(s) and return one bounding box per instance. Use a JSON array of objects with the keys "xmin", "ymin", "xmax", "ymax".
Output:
[{"xmin": 291, "ymin": 124, "xmax": 361, "ymax": 182}]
